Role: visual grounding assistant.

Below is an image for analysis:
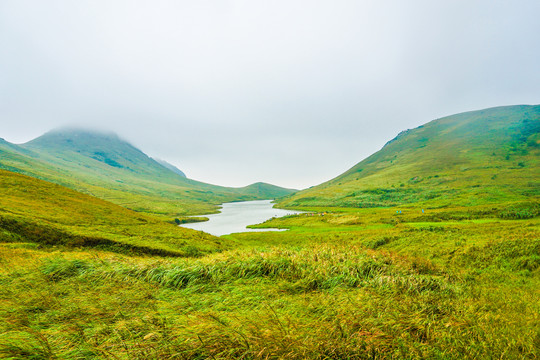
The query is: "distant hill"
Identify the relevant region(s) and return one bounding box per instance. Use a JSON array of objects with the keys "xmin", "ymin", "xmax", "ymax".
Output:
[
  {"xmin": 0, "ymin": 128, "xmax": 297, "ymax": 216},
  {"xmin": 239, "ymin": 182, "xmax": 298, "ymax": 199},
  {"xmin": 278, "ymin": 105, "xmax": 540, "ymax": 208},
  {"xmin": 153, "ymin": 158, "xmax": 186, "ymax": 177}
]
